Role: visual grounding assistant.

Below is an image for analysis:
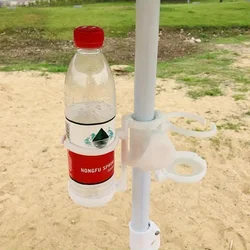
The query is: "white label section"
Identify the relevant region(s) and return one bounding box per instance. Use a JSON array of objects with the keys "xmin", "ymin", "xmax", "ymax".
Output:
[{"xmin": 66, "ymin": 117, "xmax": 115, "ymax": 149}]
